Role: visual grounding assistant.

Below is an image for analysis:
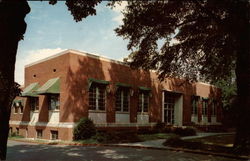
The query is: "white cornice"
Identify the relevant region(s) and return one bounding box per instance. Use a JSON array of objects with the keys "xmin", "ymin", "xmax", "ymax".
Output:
[{"xmin": 25, "ymin": 49, "xmax": 127, "ymax": 68}]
